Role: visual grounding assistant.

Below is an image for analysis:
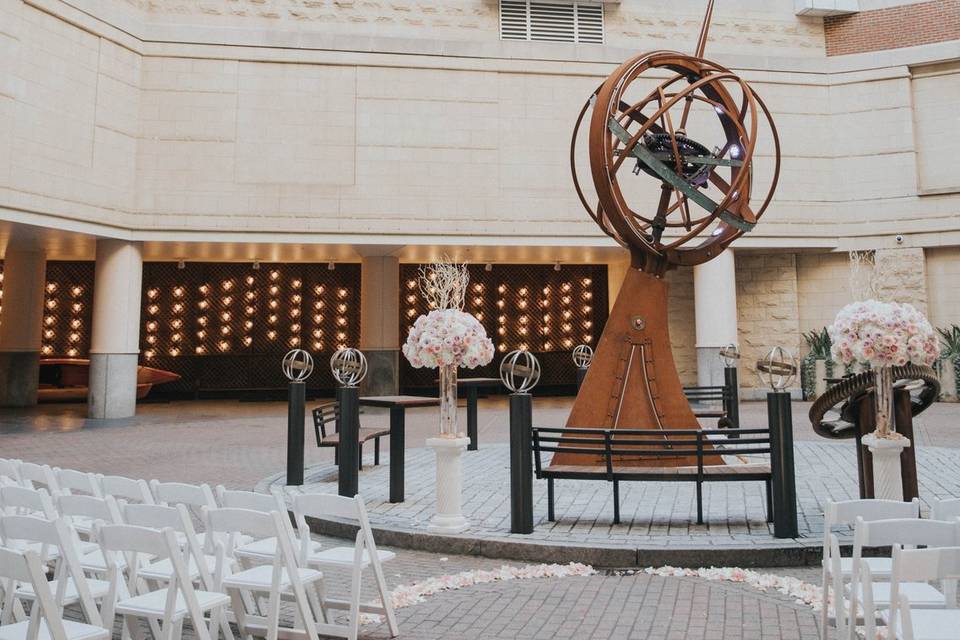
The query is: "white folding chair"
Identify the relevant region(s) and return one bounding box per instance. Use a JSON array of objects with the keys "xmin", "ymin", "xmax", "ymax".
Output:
[
  {"xmin": 212, "ymin": 487, "xmax": 317, "ymax": 563},
  {"xmin": 848, "ymin": 518, "xmax": 959, "ymax": 640},
  {"xmin": 931, "ymin": 498, "xmax": 960, "ymax": 522},
  {"xmin": 56, "ymin": 495, "xmax": 125, "ymax": 576},
  {"xmin": 96, "ymin": 523, "xmax": 231, "ymax": 640},
  {"xmin": 881, "ymin": 546, "xmax": 960, "ymax": 640},
  {"xmin": 121, "ymin": 504, "xmax": 218, "ymax": 589},
  {"xmin": 292, "ymin": 493, "xmax": 398, "ymax": 640},
  {"xmin": 0, "ymin": 460, "xmax": 22, "ymax": 487},
  {"xmin": 100, "ymin": 477, "xmax": 154, "ymax": 507},
  {"xmin": 0, "ymin": 546, "xmax": 109, "ymax": 640},
  {"xmin": 821, "ymin": 498, "xmax": 920, "ymax": 639},
  {"xmin": 204, "ymin": 507, "xmax": 324, "ymax": 640},
  {"xmin": 0, "ymin": 516, "xmax": 107, "ymax": 627},
  {"xmin": 0, "ymin": 487, "xmax": 58, "ymax": 520}
]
